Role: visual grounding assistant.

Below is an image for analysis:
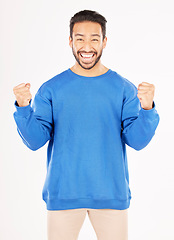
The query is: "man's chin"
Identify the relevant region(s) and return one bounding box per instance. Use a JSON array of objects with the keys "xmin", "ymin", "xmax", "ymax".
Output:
[
  {"xmin": 79, "ymin": 62, "xmax": 96, "ymax": 70},
  {"xmin": 78, "ymin": 57, "xmax": 101, "ymax": 70}
]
